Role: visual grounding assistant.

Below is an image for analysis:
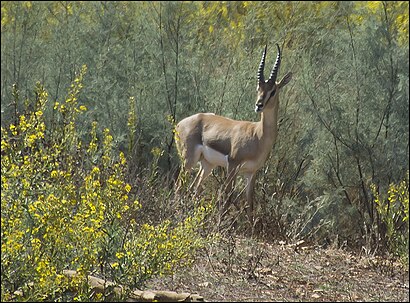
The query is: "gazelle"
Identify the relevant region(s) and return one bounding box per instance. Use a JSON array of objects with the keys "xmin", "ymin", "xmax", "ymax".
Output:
[{"xmin": 175, "ymin": 44, "xmax": 292, "ymax": 223}]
